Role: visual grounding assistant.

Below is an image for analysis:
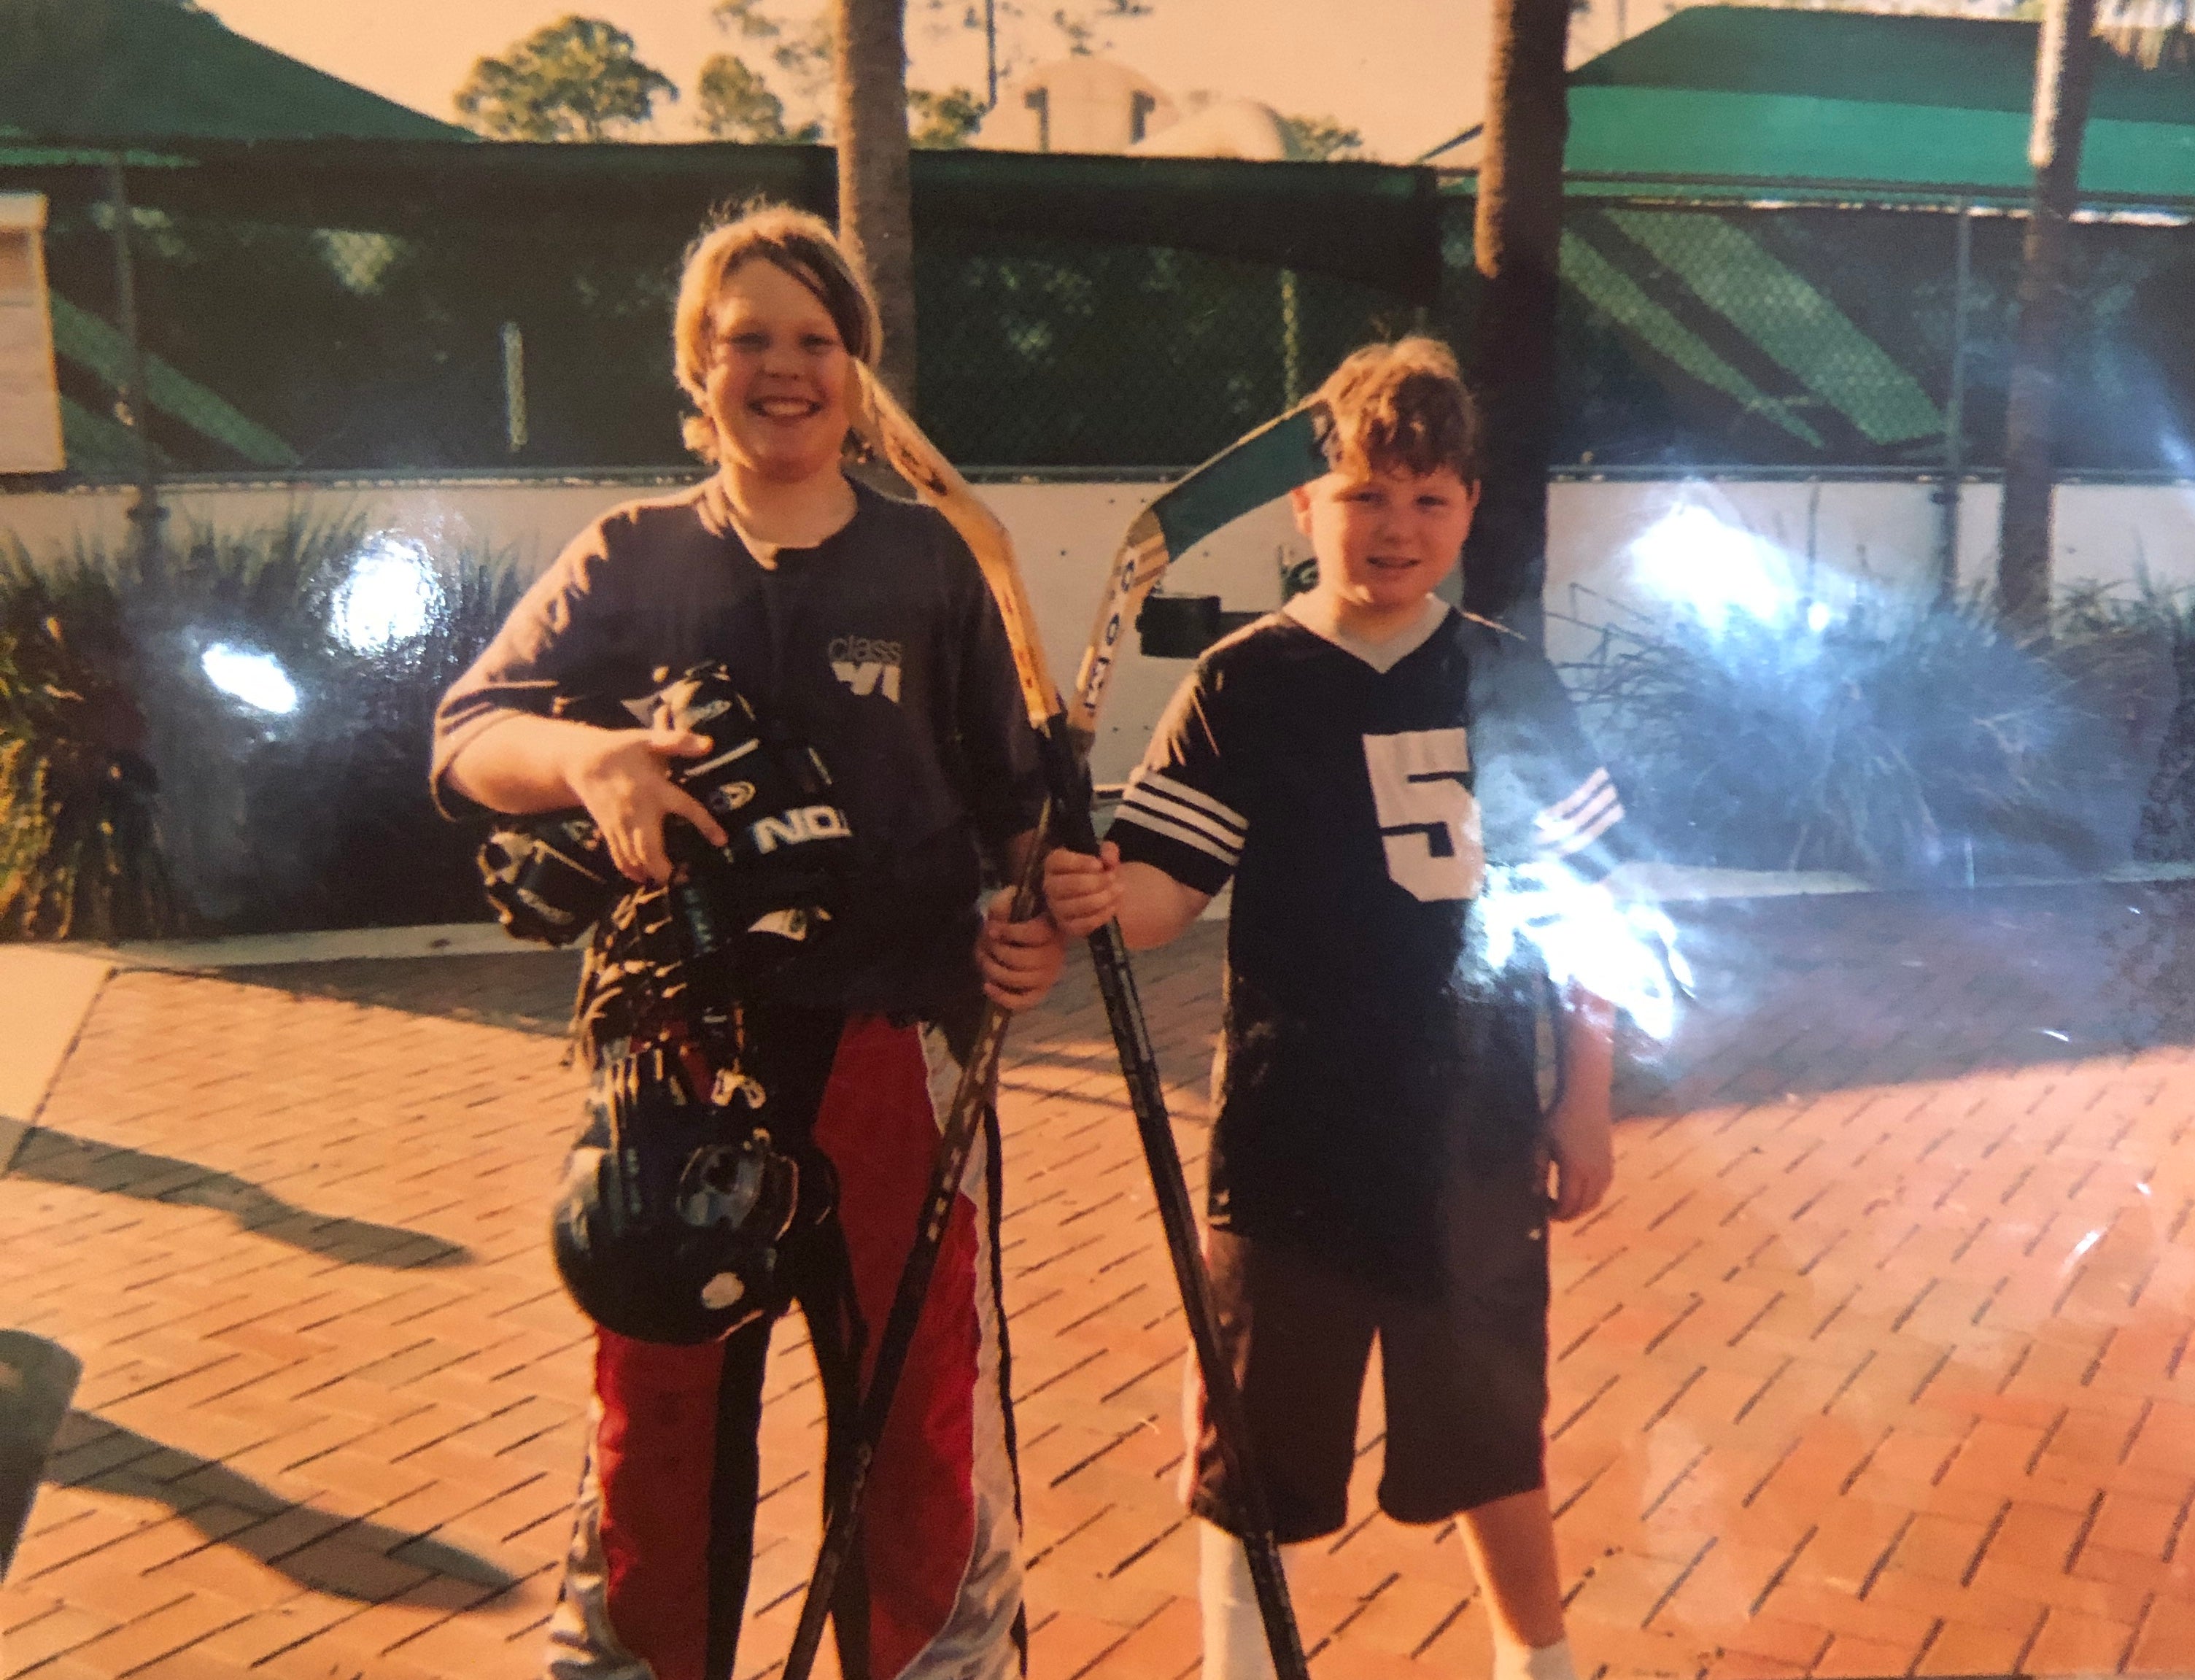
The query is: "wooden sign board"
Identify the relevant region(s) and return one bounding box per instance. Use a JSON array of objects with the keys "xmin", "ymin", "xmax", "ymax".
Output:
[{"xmin": 0, "ymin": 193, "xmax": 63, "ymax": 476}]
